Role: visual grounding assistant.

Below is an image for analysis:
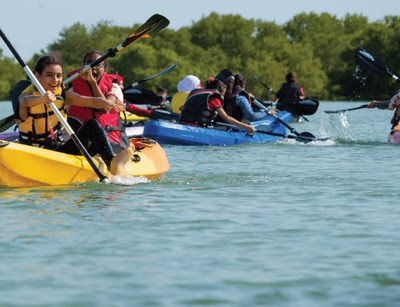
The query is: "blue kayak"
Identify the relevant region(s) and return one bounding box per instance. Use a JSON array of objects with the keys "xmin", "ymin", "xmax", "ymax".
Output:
[
  {"xmin": 0, "ymin": 131, "xmax": 18, "ymax": 141},
  {"xmin": 142, "ymin": 111, "xmax": 292, "ymax": 146}
]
